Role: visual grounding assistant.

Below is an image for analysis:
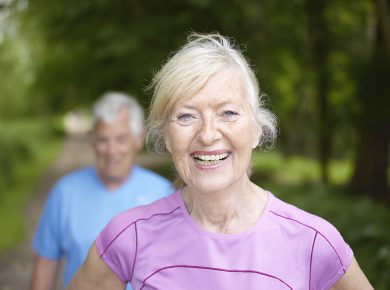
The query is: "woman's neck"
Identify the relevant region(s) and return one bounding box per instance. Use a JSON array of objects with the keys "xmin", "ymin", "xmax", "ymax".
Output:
[{"xmin": 182, "ymin": 178, "xmax": 268, "ymax": 234}]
